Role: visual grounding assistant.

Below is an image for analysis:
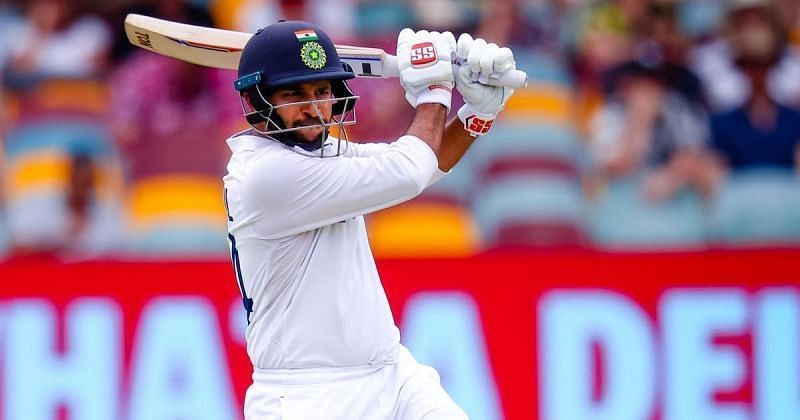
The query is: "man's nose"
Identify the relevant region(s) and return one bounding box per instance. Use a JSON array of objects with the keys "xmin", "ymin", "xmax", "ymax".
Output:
[{"xmin": 299, "ymin": 99, "xmax": 321, "ymax": 118}]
